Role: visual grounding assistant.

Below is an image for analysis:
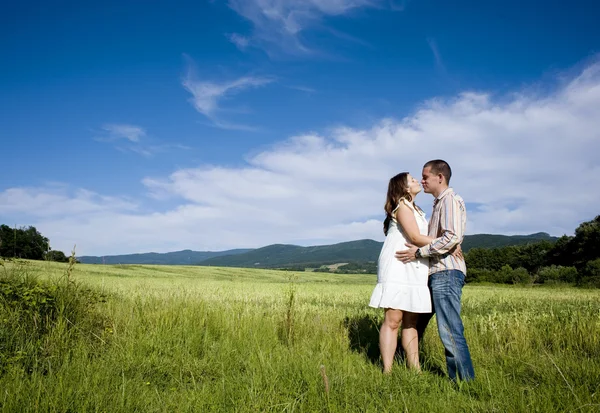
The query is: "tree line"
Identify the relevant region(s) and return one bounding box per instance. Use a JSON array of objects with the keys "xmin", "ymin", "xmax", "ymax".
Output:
[
  {"xmin": 2, "ymin": 216, "xmax": 599, "ymax": 286},
  {"xmin": 465, "ymin": 215, "xmax": 600, "ymax": 286},
  {"xmin": 297, "ymin": 215, "xmax": 600, "ymax": 287},
  {"xmin": 0, "ymin": 224, "xmax": 70, "ymax": 262}
]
